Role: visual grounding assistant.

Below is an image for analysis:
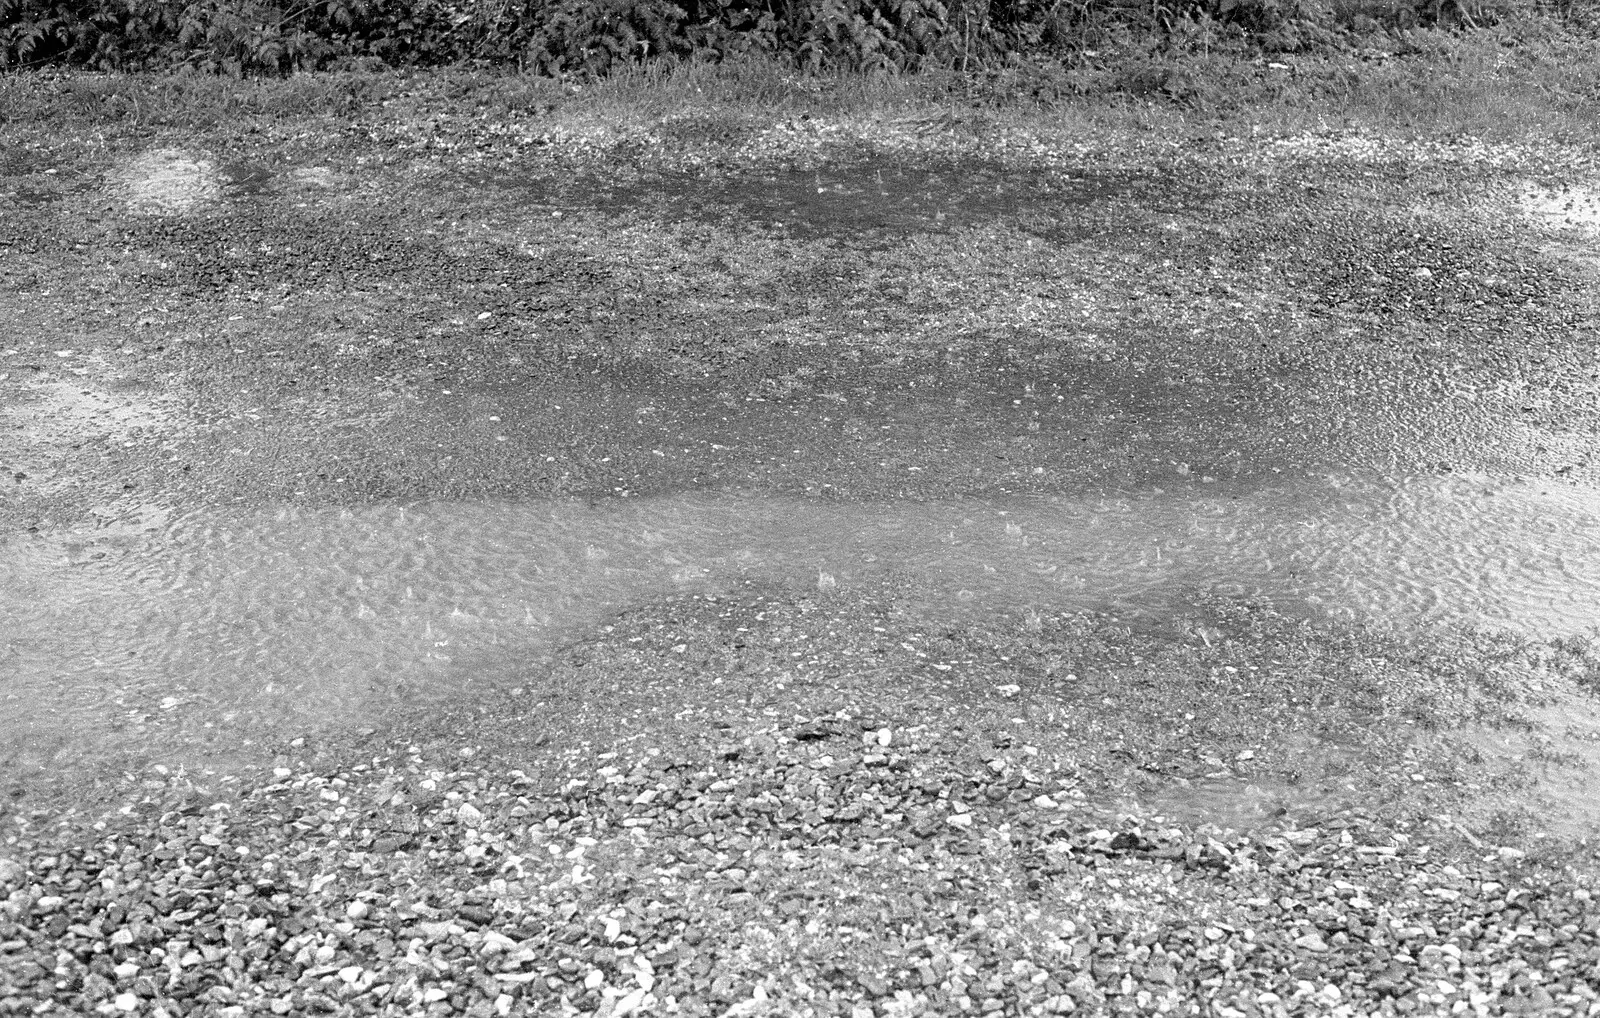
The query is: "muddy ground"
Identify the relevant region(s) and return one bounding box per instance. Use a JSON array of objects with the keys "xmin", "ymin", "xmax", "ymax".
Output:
[{"xmin": 3, "ymin": 74, "xmax": 1600, "ymax": 861}]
